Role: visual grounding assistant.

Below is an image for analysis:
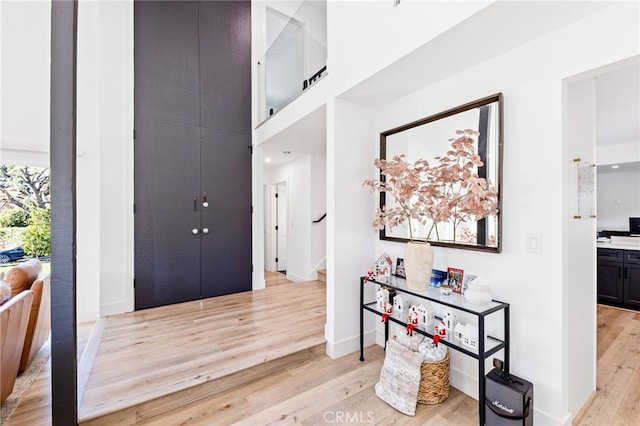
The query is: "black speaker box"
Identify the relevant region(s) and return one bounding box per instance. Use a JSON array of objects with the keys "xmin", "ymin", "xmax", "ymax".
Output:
[{"xmin": 485, "ymin": 368, "xmax": 533, "ymax": 426}]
